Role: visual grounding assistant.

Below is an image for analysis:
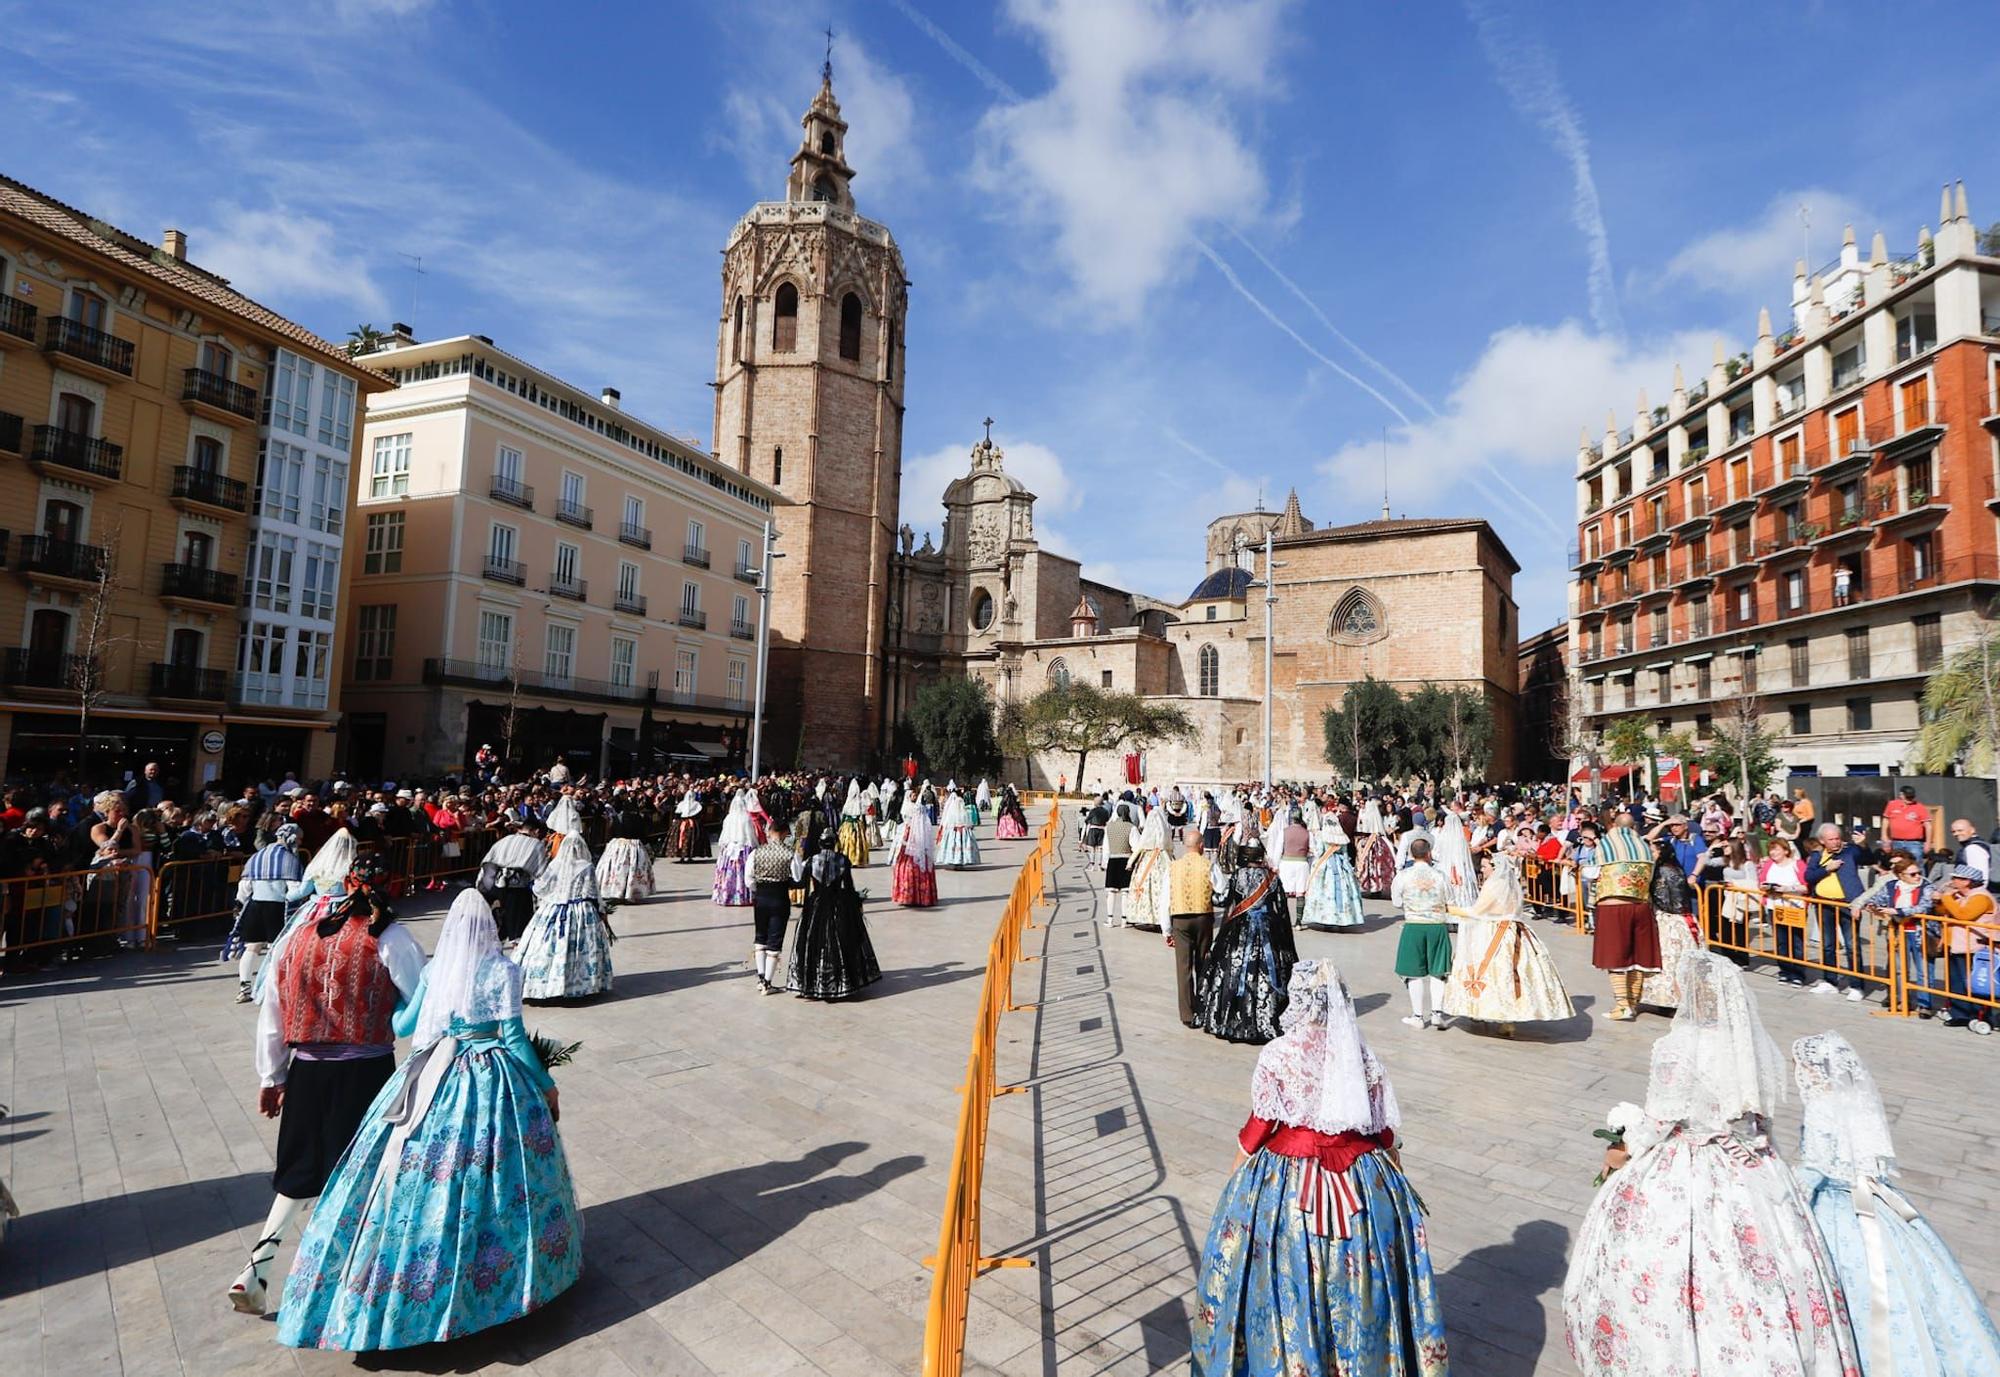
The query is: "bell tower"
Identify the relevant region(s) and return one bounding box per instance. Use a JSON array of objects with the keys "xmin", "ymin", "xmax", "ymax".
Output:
[{"xmin": 713, "ymin": 66, "xmax": 909, "ymax": 768}]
